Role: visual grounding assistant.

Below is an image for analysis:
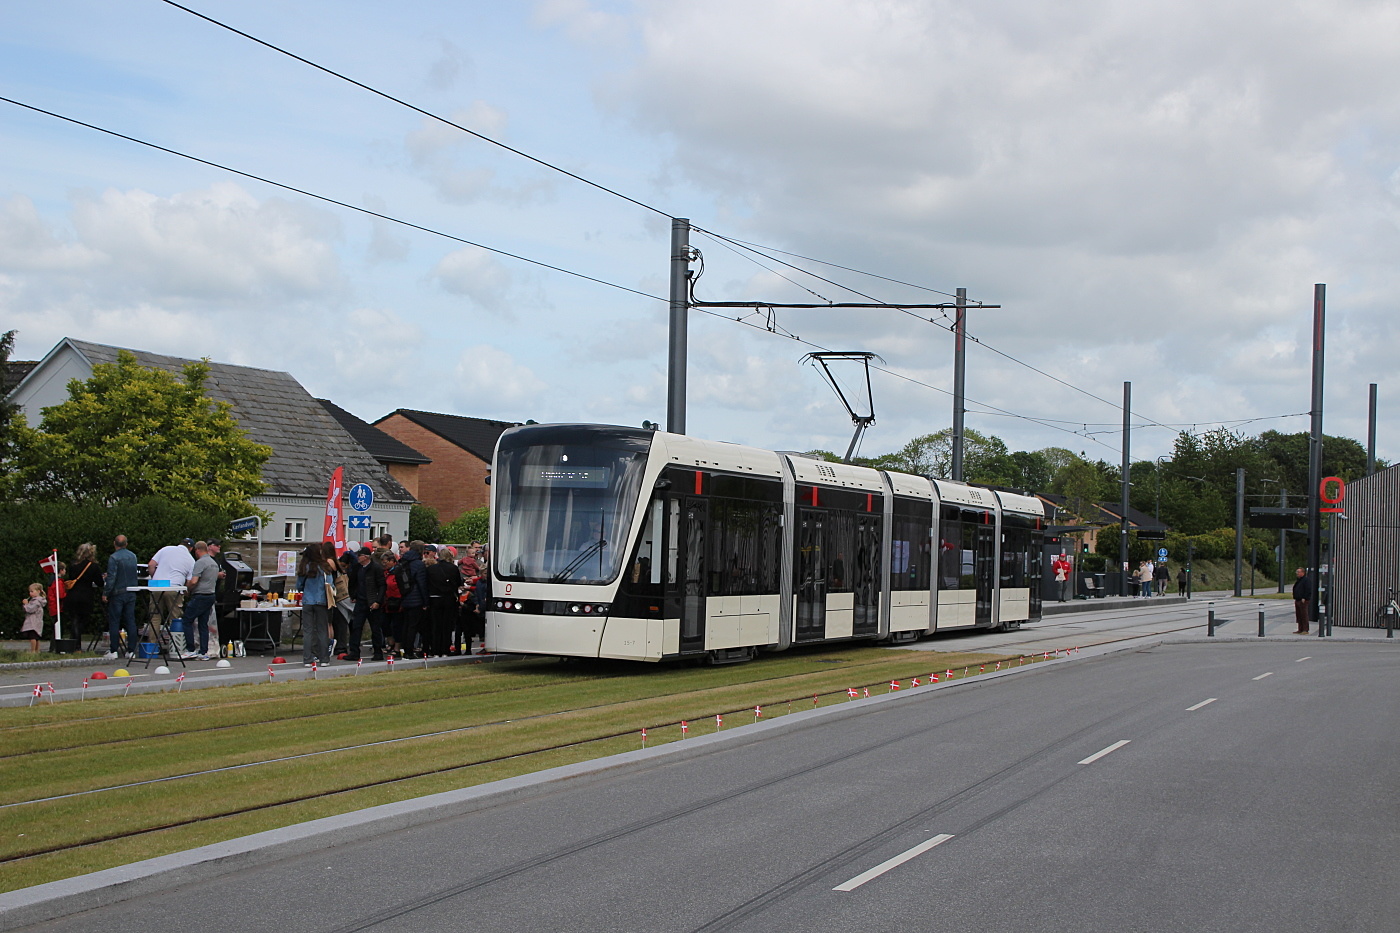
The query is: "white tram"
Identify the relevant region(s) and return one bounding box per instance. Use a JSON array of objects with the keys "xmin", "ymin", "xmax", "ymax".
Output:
[{"xmin": 486, "ymin": 424, "xmax": 1043, "ymax": 662}]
